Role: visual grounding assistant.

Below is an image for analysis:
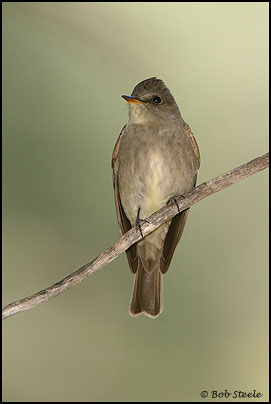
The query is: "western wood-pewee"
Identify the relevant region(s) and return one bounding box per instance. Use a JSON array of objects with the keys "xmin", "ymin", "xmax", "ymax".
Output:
[{"xmin": 112, "ymin": 77, "xmax": 200, "ymax": 318}]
